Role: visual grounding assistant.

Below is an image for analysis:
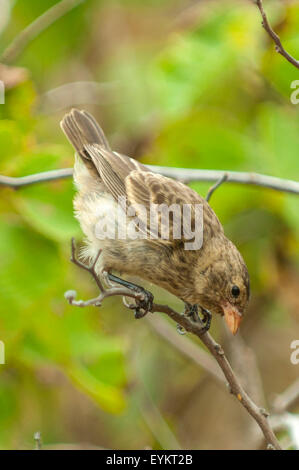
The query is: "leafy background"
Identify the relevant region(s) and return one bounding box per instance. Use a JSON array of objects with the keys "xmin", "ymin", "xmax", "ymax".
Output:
[{"xmin": 0, "ymin": 0, "xmax": 298, "ymax": 449}]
